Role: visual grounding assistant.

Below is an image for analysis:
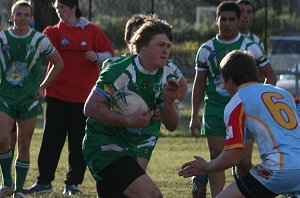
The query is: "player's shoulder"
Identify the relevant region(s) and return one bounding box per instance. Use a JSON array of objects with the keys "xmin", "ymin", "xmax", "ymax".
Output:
[{"xmin": 103, "ymin": 55, "xmax": 135, "ymax": 71}]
